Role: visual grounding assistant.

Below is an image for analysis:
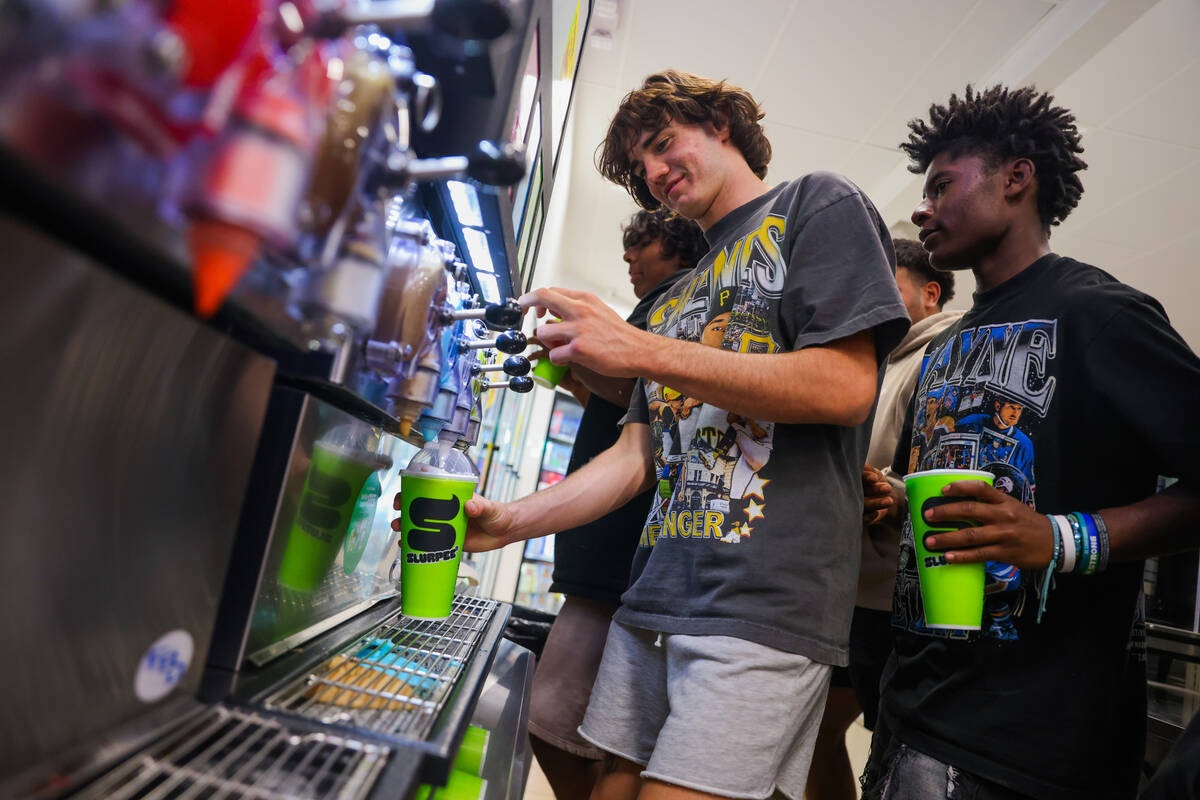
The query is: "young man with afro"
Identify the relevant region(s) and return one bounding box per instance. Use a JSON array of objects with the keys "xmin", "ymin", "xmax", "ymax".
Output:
[{"xmin": 862, "ymin": 85, "xmax": 1200, "ymax": 800}]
